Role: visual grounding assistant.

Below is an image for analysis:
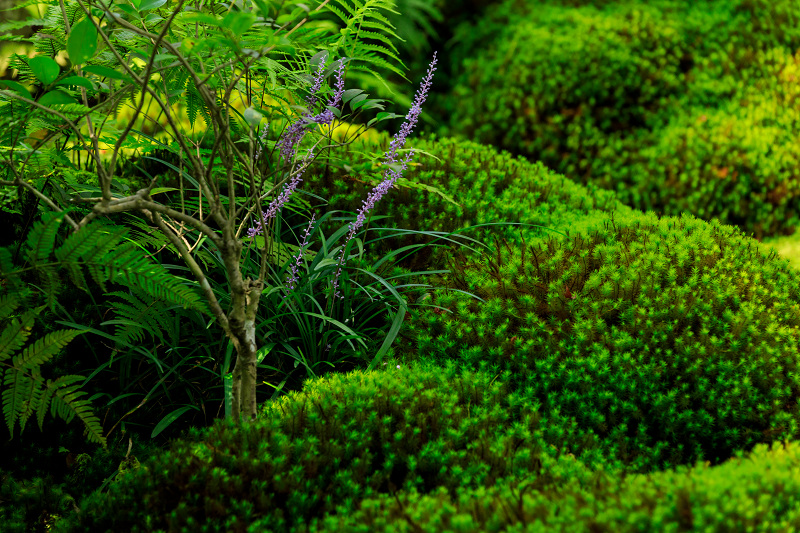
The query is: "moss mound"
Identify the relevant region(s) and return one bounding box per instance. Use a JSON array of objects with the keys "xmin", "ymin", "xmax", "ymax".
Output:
[
  {"xmin": 436, "ymin": 0, "xmax": 800, "ymax": 240},
  {"xmin": 51, "ymin": 360, "xmax": 599, "ymax": 532},
  {"xmin": 48, "ymin": 133, "xmax": 800, "ymax": 531},
  {"xmin": 287, "ymin": 134, "xmax": 637, "ymax": 279},
  {"xmin": 308, "ymin": 440, "xmax": 800, "ymax": 532}
]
